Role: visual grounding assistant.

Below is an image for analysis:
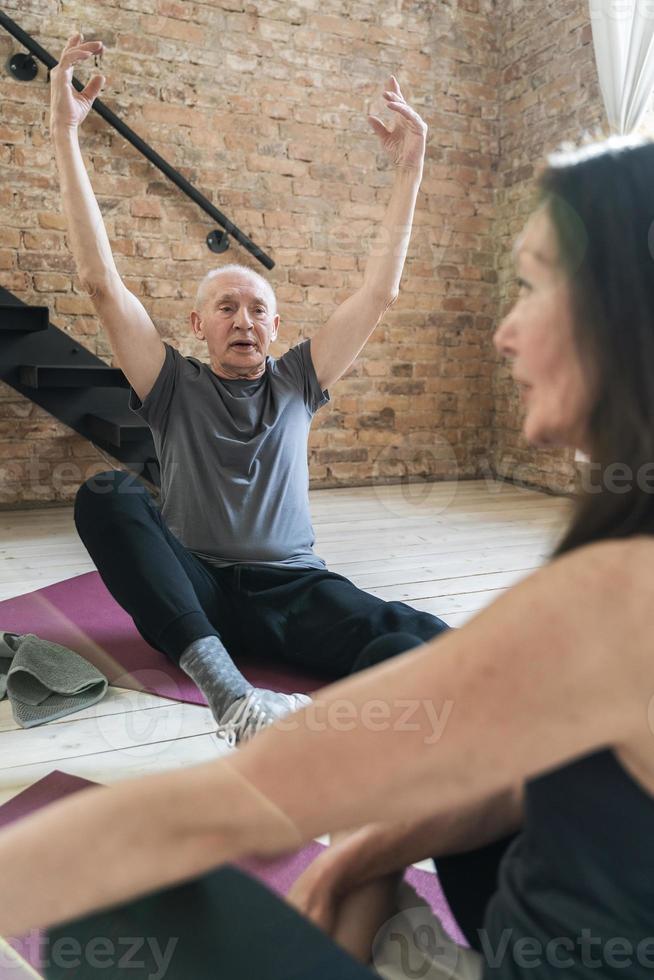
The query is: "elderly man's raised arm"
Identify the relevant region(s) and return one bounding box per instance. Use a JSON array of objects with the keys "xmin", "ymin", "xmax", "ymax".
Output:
[
  {"xmin": 310, "ymin": 75, "xmax": 427, "ymax": 391},
  {"xmin": 50, "ymin": 33, "xmax": 165, "ymax": 402}
]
